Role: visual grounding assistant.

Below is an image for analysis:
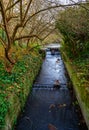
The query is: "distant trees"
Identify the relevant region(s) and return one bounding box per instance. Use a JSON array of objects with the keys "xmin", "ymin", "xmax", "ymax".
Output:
[{"xmin": 56, "ymin": 2, "xmax": 89, "ymax": 58}]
